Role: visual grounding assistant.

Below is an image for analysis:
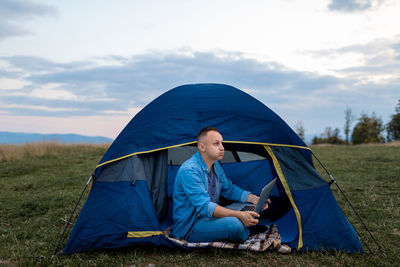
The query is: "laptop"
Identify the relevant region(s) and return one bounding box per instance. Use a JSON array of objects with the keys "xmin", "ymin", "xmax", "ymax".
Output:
[{"xmin": 225, "ymin": 178, "xmax": 277, "ymax": 214}]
